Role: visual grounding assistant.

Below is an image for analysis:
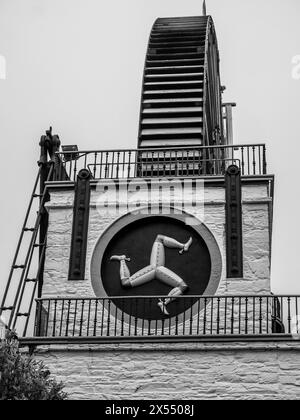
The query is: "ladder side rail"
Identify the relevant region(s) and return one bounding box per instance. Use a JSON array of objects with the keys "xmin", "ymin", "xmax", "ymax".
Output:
[
  {"xmin": 9, "ymin": 164, "xmax": 54, "ymax": 329},
  {"xmin": 22, "ymin": 244, "xmax": 47, "ymax": 337},
  {"xmin": 0, "ymin": 168, "xmax": 42, "ymax": 316}
]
